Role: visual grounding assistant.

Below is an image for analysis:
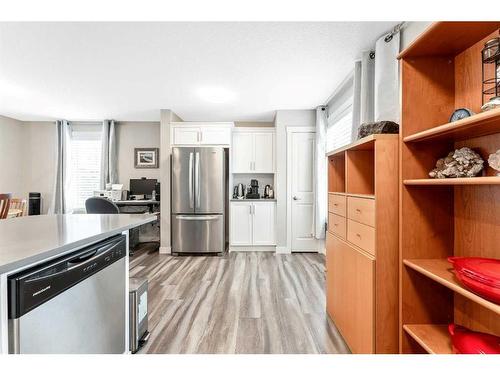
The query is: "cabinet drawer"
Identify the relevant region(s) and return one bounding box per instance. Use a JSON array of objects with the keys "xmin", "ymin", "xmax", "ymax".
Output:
[
  {"xmin": 328, "ymin": 213, "xmax": 346, "ymax": 239},
  {"xmin": 347, "ymin": 219, "xmax": 375, "ymax": 256},
  {"xmin": 347, "ymin": 197, "xmax": 375, "ymax": 227},
  {"xmin": 328, "ymin": 194, "xmax": 346, "ymax": 217}
]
